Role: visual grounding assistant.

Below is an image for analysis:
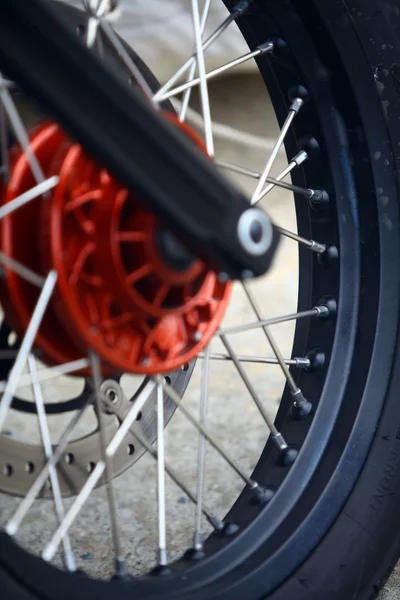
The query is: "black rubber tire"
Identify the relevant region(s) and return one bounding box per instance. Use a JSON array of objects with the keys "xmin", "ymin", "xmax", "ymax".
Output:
[{"xmin": 2, "ymin": 1, "xmax": 400, "ymax": 599}]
